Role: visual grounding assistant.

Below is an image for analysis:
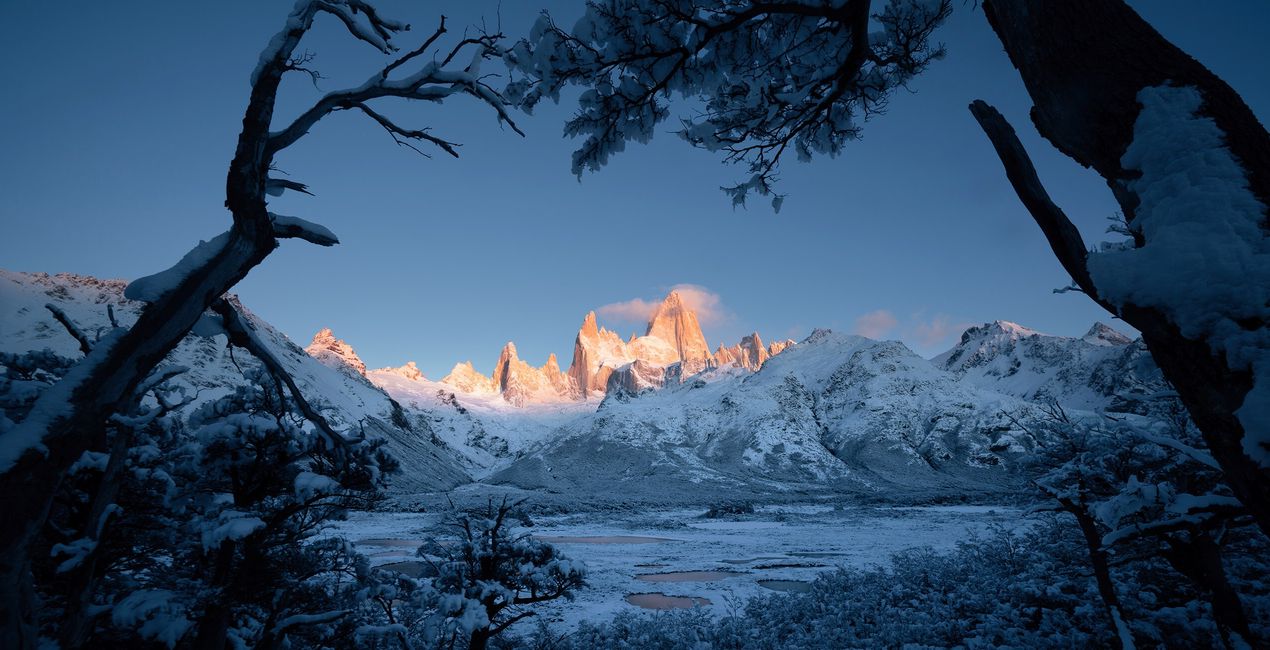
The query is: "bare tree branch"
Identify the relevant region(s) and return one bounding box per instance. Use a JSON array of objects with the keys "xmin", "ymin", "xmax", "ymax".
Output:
[
  {"xmin": 354, "ymin": 103, "xmax": 460, "ymax": 157},
  {"xmin": 967, "ymin": 100, "xmax": 1107, "ymax": 306},
  {"xmin": 45, "ymin": 304, "xmax": 93, "ymax": 356},
  {"xmin": 212, "ymin": 299, "xmax": 360, "ymax": 451}
]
